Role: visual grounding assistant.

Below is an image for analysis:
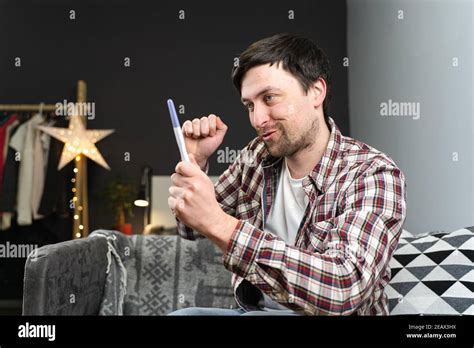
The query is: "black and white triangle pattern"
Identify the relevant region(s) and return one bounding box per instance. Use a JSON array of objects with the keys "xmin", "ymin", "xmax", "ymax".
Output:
[{"xmin": 386, "ymin": 226, "xmax": 473, "ymax": 315}]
